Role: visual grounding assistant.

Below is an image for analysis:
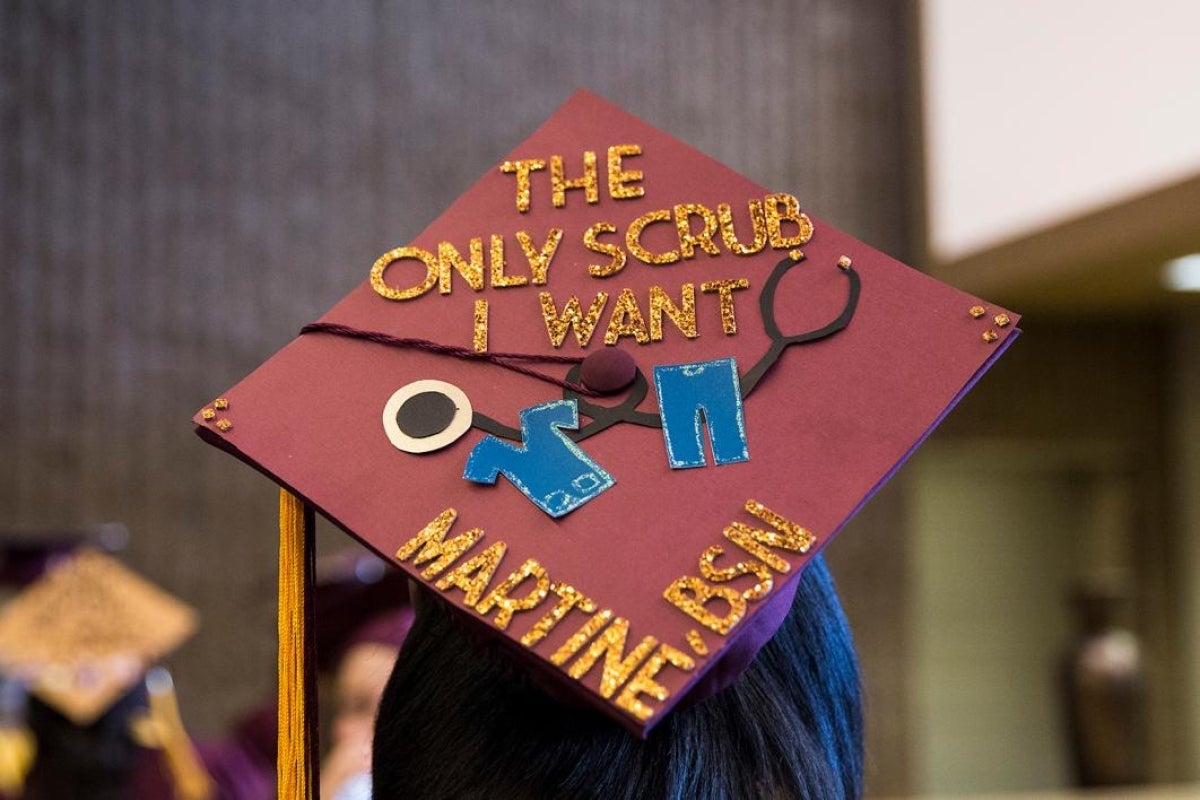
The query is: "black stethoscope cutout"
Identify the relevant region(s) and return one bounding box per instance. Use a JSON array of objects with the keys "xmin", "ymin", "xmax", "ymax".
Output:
[{"xmin": 468, "ymin": 255, "xmax": 860, "ymax": 444}]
